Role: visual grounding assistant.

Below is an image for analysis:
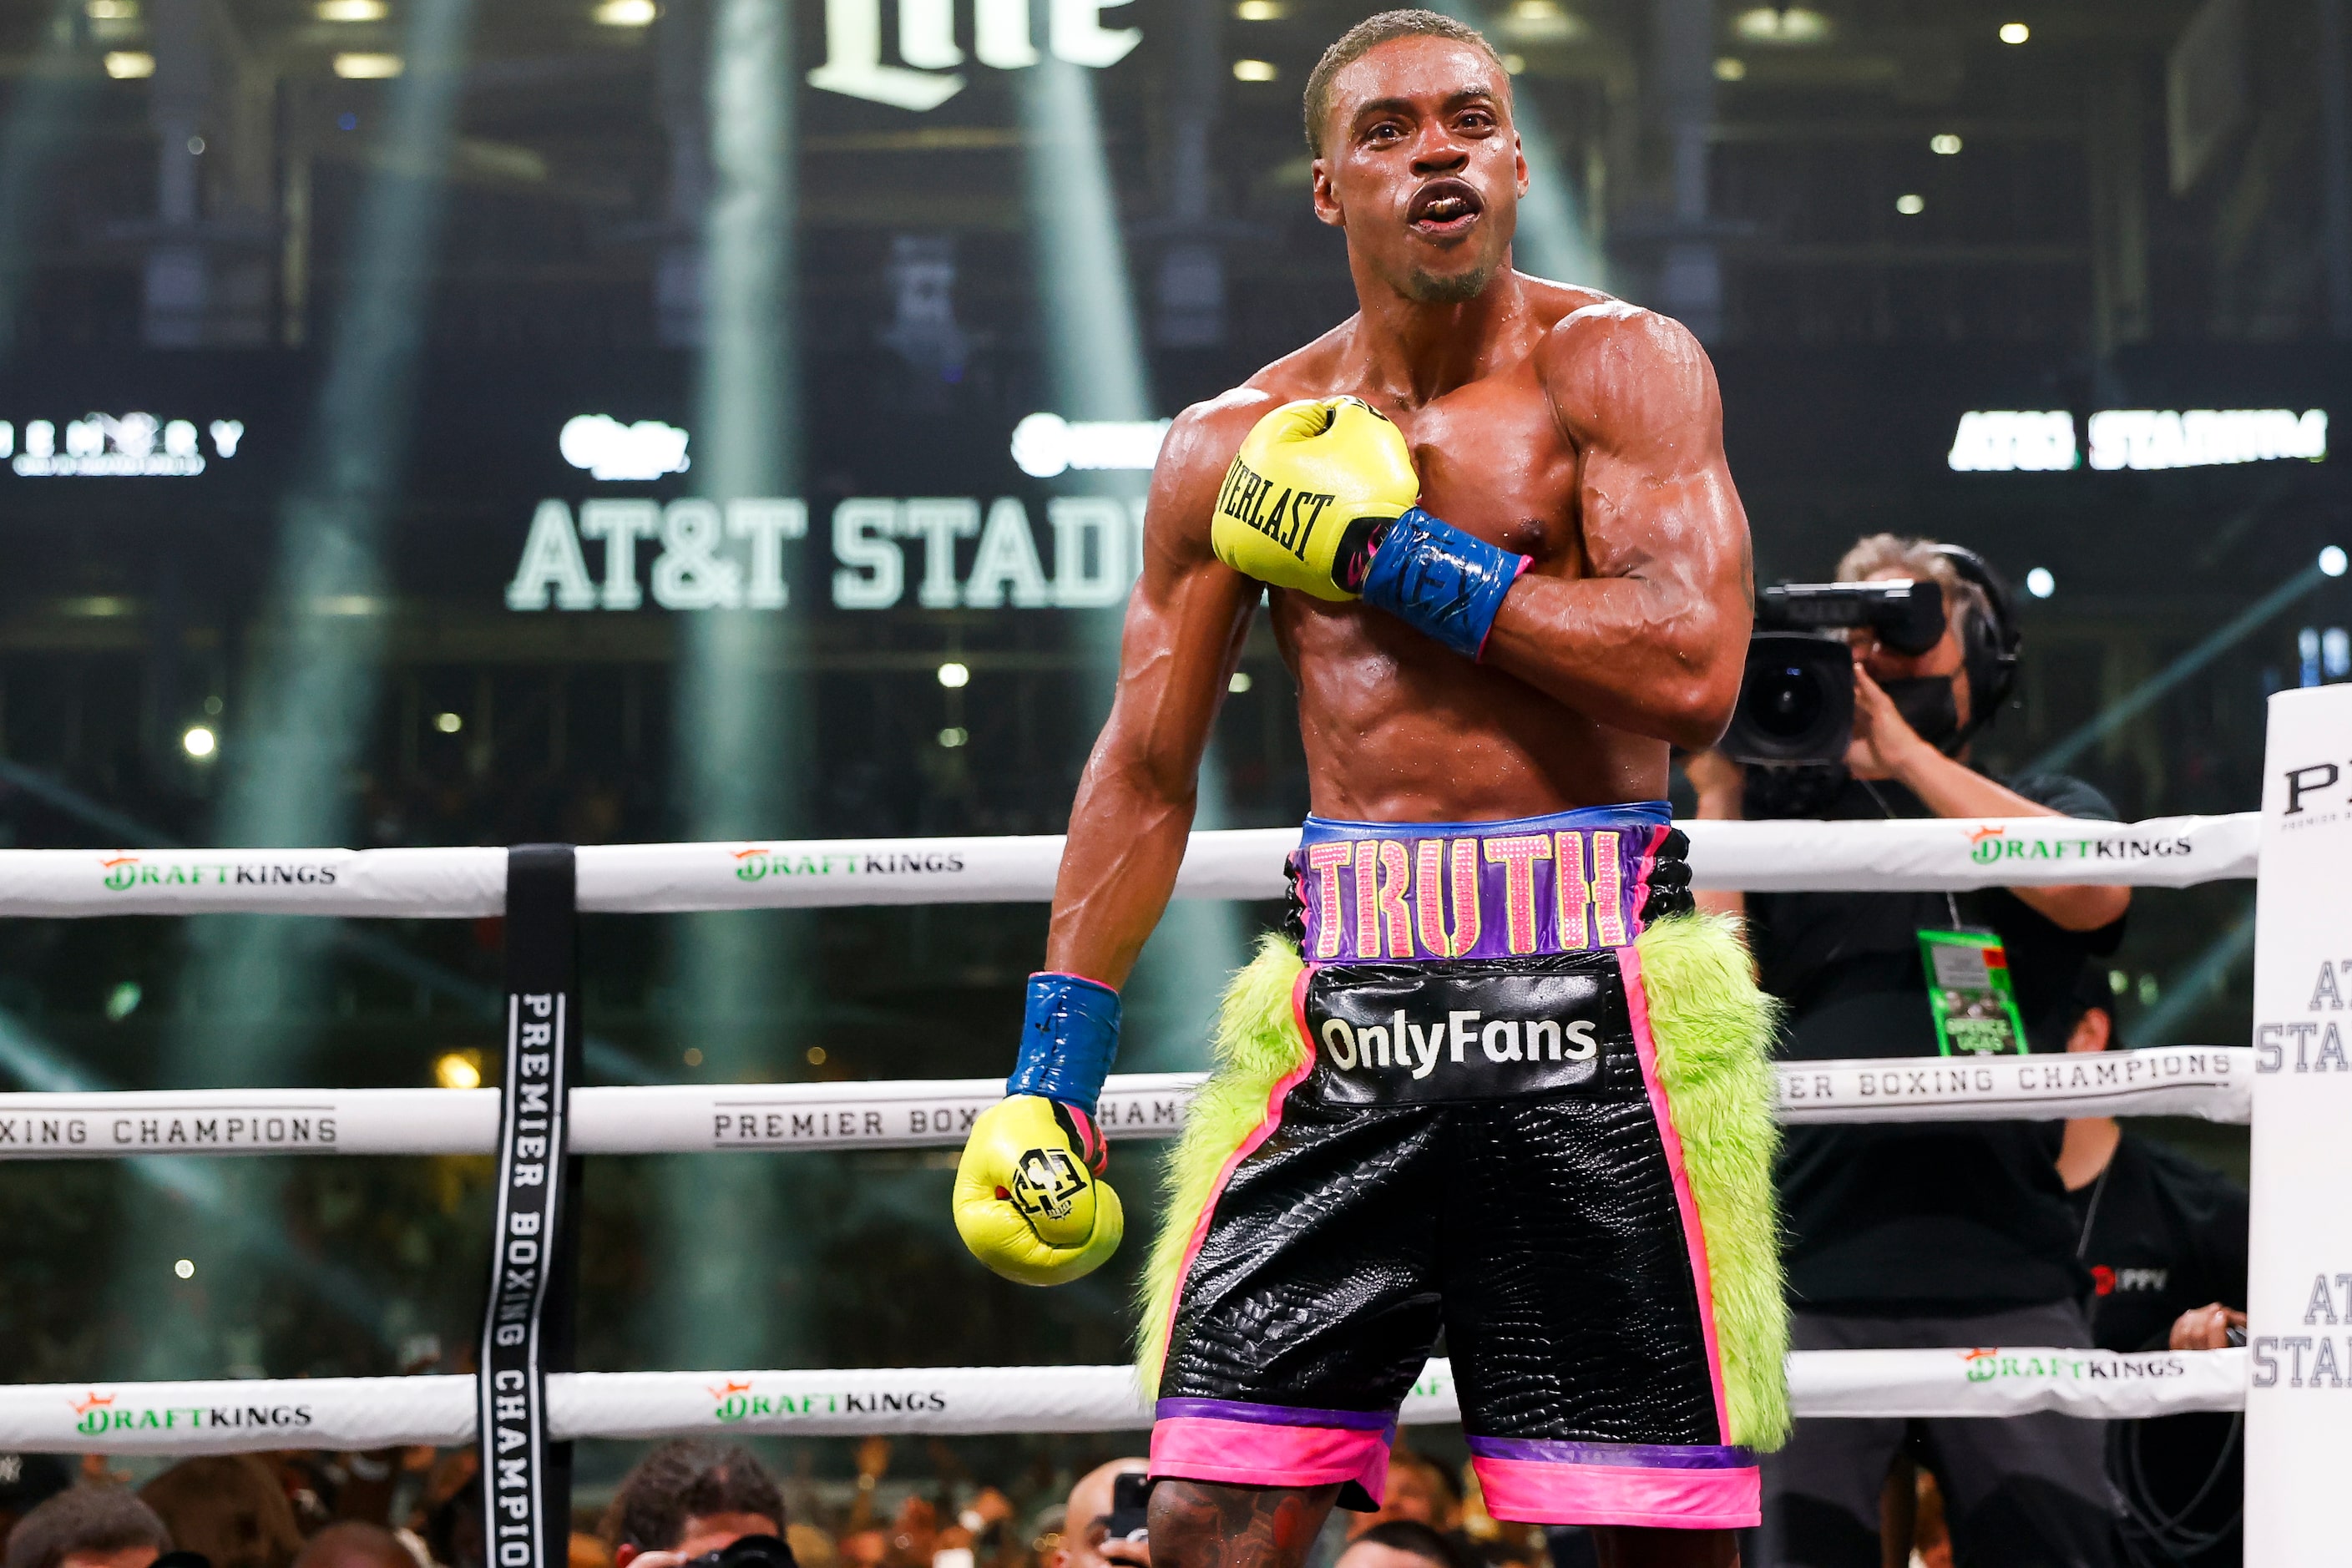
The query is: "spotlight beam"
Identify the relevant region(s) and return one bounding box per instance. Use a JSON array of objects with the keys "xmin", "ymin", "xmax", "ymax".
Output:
[
  {"xmin": 1015, "ymin": 57, "xmax": 1242, "ymax": 1074},
  {"xmin": 184, "ymin": 0, "xmax": 481, "ymax": 1085},
  {"xmin": 659, "ymin": 0, "xmax": 806, "ymax": 1373}
]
